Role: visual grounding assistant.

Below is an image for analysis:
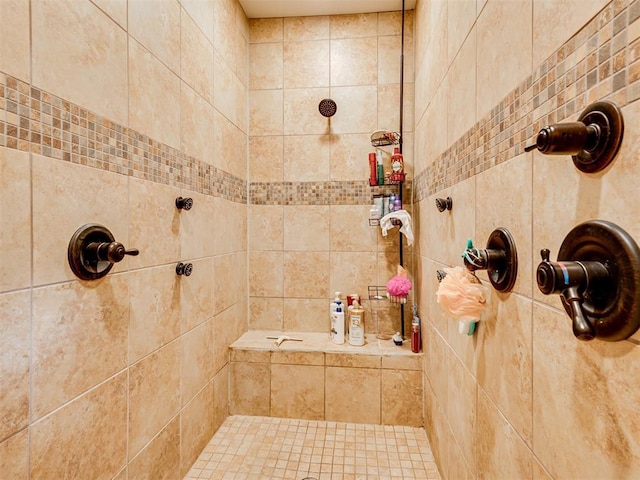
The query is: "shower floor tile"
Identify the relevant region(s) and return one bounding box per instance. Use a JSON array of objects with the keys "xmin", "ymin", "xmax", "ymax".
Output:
[{"xmin": 184, "ymin": 415, "xmax": 441, "ymax": 480}]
